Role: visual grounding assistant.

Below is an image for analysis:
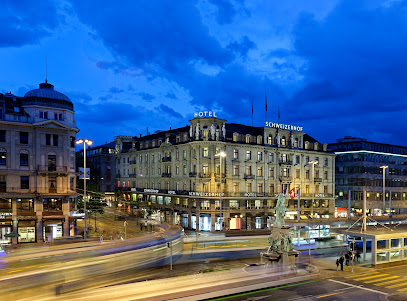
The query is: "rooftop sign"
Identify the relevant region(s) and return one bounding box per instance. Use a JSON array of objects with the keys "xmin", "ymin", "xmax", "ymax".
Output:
[
  {"xmin": 265, "ymin": 121, "xmax": 303, "ymax": 132},
  {"xmin": 194, "ymin": 111, "xmax": 217, "ymax": 118}
]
